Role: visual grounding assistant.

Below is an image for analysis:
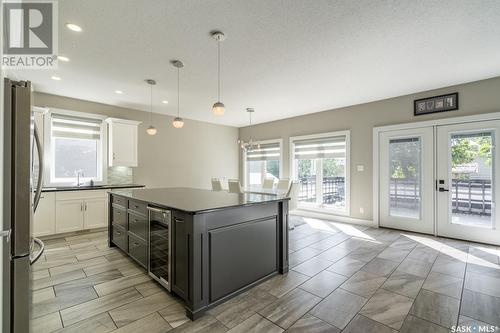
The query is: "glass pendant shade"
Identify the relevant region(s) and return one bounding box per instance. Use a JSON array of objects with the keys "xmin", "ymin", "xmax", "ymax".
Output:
[
  {"xmin": 146, "ymin": 125, "xmax": 157, "ymax": 135},
  {"xmin": 172, "ymin": 117, "xmax": 184, "ymax": 128},
  {"xmin": 212, "ymin": 101, "xmax": 225, "ymax": 116},
  {"xmin": 171, "ymin": 60, "xmax": 185, "ymax": 129},
  {"xmin": 212, "ymin": 32, "xmax": 226, "ymax": 116},
  {"xmin": 145, "ymin": 79, "xmax": 157, "ymax": 136}
]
